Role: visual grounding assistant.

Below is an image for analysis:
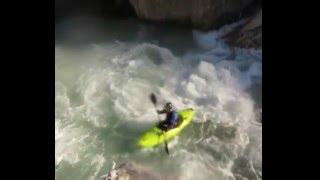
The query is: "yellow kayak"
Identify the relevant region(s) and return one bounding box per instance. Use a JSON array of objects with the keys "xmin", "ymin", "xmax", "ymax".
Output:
[{"xmin": 138, "ymin": 108, "xmax": 196, "ymax": 148}]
